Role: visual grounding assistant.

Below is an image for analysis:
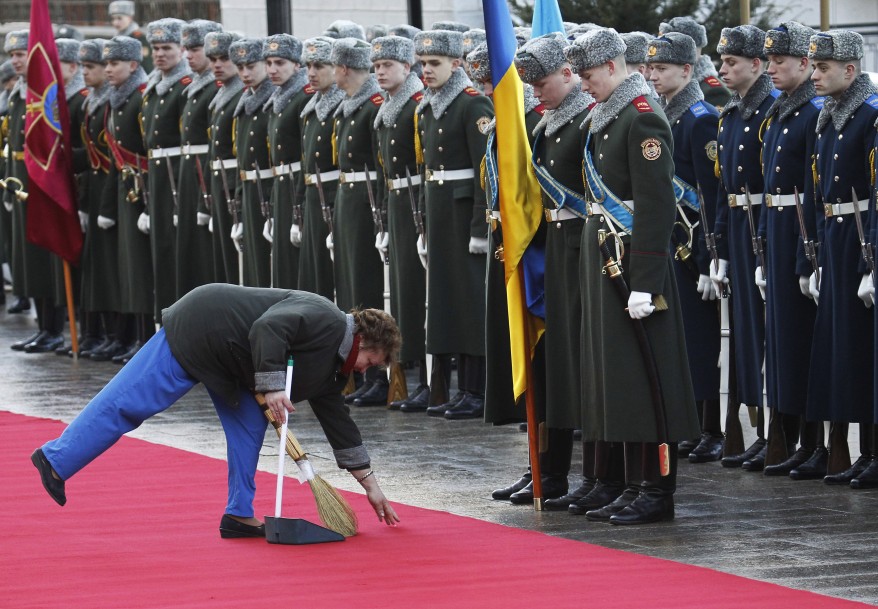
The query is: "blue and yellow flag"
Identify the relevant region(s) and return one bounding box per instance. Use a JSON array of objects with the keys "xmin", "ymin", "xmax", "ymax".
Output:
[
  {"xmin": 531, "ymin": 0, "xmax": 565, "ymax": 38},
  {"xmin": 483, "ymin": 0, "xmax": 545, "ymax": 401}
]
